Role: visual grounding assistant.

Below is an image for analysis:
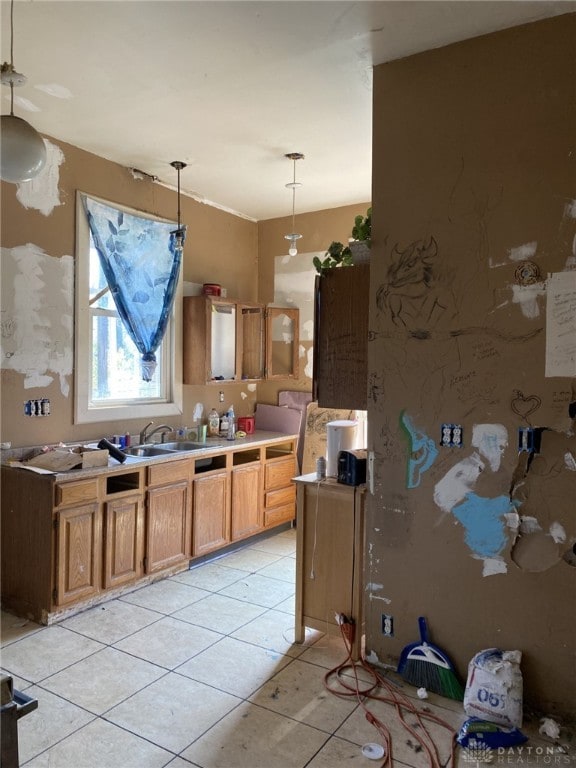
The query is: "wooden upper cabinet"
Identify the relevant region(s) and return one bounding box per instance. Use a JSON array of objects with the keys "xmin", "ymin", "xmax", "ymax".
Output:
[
  {"xmin": 183, "ymin": 296, "xmax": 238, "ymax": 384},
  {"xmin": 183, "ymin": 296, "xmax": 298, "ymax": 384},
  {"xmin": 265, "ymin": 307, "xmax": 299, "ymax": 380},
  {"xmin": 313, "ymin": 264, "xmax": 369, "ymax": 410}
]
